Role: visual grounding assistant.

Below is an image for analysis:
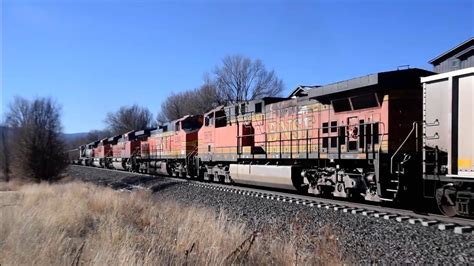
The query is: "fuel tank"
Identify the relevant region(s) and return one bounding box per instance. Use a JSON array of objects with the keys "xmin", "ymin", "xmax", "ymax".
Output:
[{"xmin": 229, "ymin": 164, "xmax": 301, "ymax": 190}]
